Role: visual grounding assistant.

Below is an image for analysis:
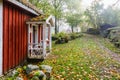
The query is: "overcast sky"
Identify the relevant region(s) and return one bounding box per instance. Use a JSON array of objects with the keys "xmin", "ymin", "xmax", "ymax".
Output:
[{"xmin": 81, "ymin": 0, "xmax": 120, "ymax": 9}]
